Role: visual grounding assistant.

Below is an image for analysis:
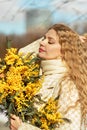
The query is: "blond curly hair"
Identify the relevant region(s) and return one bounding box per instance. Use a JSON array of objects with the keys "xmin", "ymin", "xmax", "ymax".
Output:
[{"xmin": 50, "ymin": 24, "xmax": 87, "ymax": 121}]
